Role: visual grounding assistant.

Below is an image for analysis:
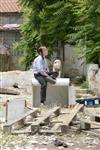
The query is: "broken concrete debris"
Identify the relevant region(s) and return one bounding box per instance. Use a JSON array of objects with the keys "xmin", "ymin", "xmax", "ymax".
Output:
[
  {"xmin": 54, "ymin": 139, "xmax": 68, "ymax": 148},
  {"xmin": 1, "ymin": 102, "xmax": 100, "ymax": 150}
]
